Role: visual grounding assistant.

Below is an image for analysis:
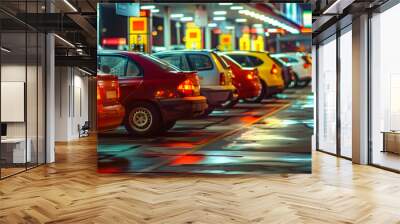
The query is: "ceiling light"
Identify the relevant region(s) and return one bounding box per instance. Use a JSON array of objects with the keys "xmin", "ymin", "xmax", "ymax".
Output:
[
  {"xmin": 54, "ymin": 34, "xmax": 75, "ymax": 48},
  {"xmin": 151, "ymin": 9, "xmax": 159, "ymax": 13},
  {"xmin": 140, "ymin": 5, "xmax": 156, "ymax": 10},
  {"xmin": 265, "ymin": 32, "xmax": 270, "ymax": 37},
  {"xmin": 63, "ymin": 0, "xmax": 78, "ymax": 12},
  {"xmin": 213, "ymin": 17, "xmax": 226, "ymax": 21},
  {"xmin": 219, "ymin": 3, "xmax": 233, "ymax": 5},
  {"xmin": 235, "ymin": 18, "xmax": 247, "ymax": 23},
  {"xmin": 230, "ymin": 6, "xmax": 244, "ymax": 10},
  {"xmin": 253, "ymin": 24, "xmax": 263, "ymax": 28},
  {"xmin": 1, "ymin": 47, "xmax": 11, "ymax": 53},
  {"xmin": 213, "ymin": 11, "xmax": 227, "ymax": 15},
  {"xmin": 226, "ymin": 26, "xmax": 235, "ymax": 30},
  {"xmin": 208, "ymin": 23, "xmax": 217, "ymax": 28},
  {"xmin": 171, "ymin": 13, "xmax": 184, "ymax": 18},
  {"xmin": 181, "ymin": 17, "xmax": 193, "ymax": 22}
]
